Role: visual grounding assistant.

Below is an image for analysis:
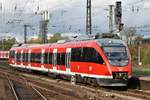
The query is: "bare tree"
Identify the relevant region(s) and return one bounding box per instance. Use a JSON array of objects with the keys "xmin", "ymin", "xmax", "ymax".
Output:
[{"xmin": 124, "ymin": 27, "xmax": 137, "ymax": 45}]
